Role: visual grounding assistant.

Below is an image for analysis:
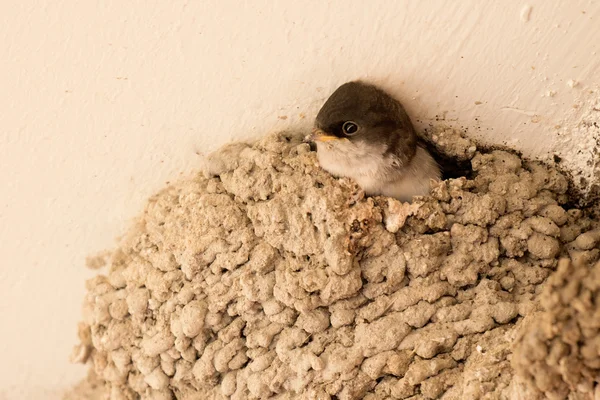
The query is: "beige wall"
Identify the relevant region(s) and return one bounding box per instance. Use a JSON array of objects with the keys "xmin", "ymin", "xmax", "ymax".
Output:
[{"xmin": 1, "ymin": 0, "xmax": 599, "ymax": 397}]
